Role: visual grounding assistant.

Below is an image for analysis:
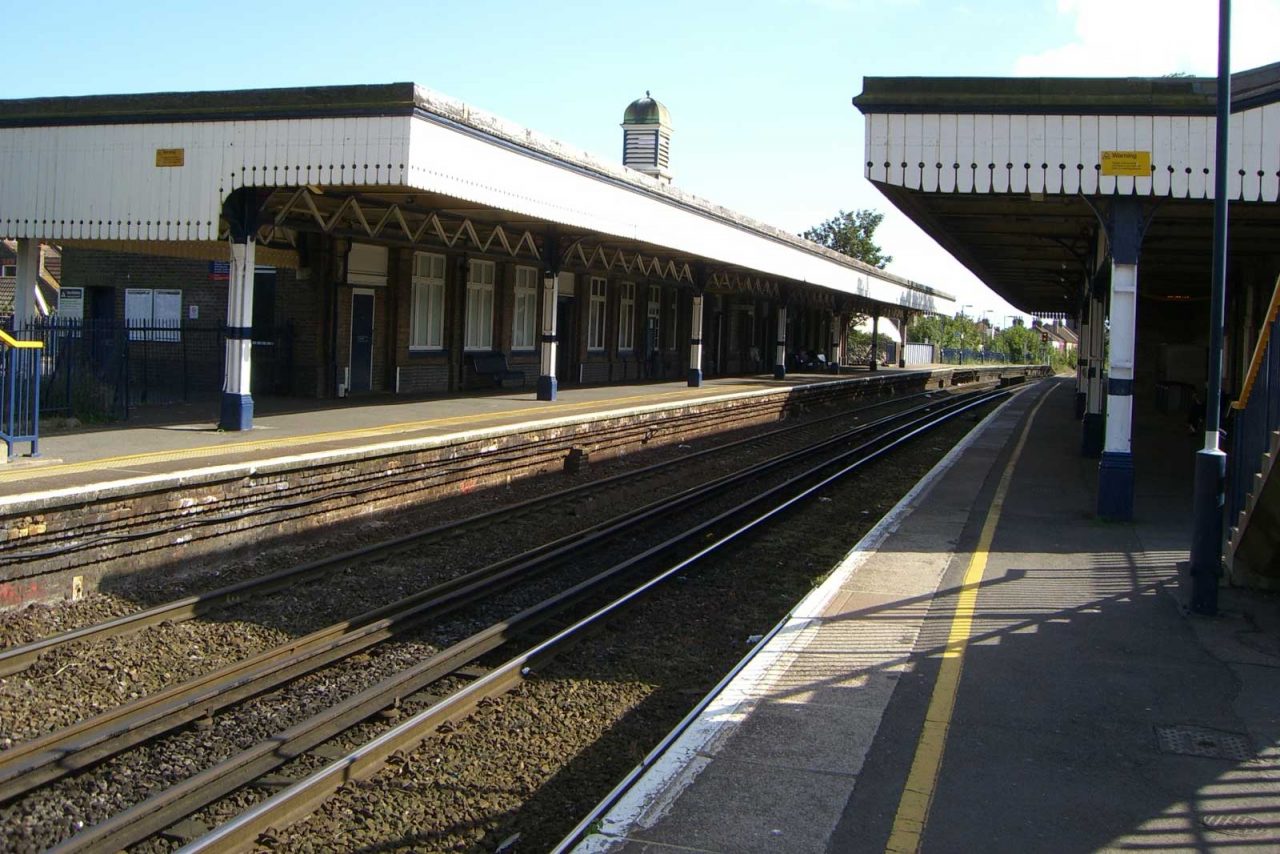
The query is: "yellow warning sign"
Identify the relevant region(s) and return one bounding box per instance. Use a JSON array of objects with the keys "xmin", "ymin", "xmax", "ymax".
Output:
[
  {"xmin": 1100, "ymin": 150, "xmax": 1151, "ymax": 177},
  {"xmin": 155, "ymin": 148, "xmax": 185, "ymax": 167}
]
